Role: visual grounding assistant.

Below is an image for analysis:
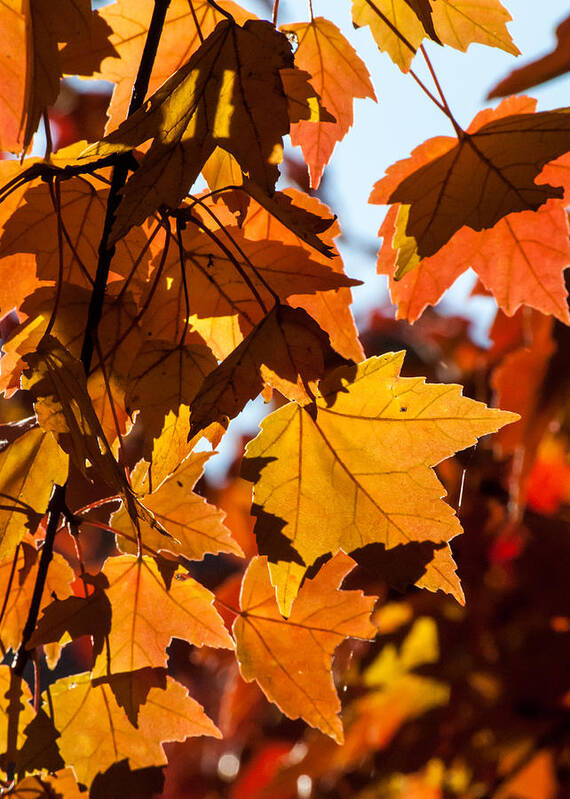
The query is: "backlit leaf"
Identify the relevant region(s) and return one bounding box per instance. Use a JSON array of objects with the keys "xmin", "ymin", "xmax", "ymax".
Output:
[
  {"xmin": 375, "ymin": 101, "xmax": 570, "ymax": 322},
  {"xmin": 111, "ymin": 451, "xmax": 242, "ymax": 560},
  {"xmin": 0, "ymin": 427, "xmax": 68, "ymax": 560},
  {"xmin": 234, "ymin": 552, "xmax": 376, "ymax": 742},
  {"xmin": 92, "ymin": 554, "xmax": 233, "ymax": 678},
  {"xmin": 373, "ymin": 101, "xmax": 570, "ymax": 257},
  {"xmin": 281, "ymin": 17, "xmax": 376, "ymax": 188},
  {"xmin": 0, "ymin": 539, "xmax": 73, "ymax": 654},
  {"xmin": 243, "ymin": 352, "xmax": 517, "ymax": 614},
  {"xmin": 188, "ymin": 304, "xmax": 337, "ymax": 438},
  {"xmin": 50, "ymin": 672, "xmax": 221, "ymax": 786},
  {"xmin": 87, "ymin": 19, "xmax": 317, "ymax": 240},
  {"xmin": 96, "ymin": 0, "xmax": 253, "ymax": 132},
  {"xmin": 22, "ymin": 336, "xmax": 127, "ymax": 492}
]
